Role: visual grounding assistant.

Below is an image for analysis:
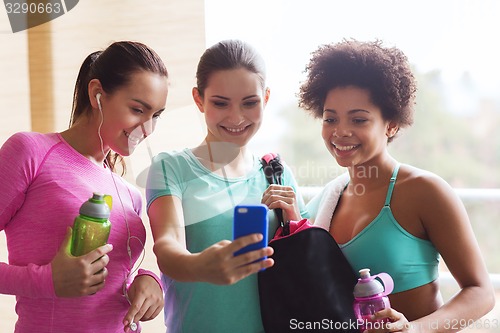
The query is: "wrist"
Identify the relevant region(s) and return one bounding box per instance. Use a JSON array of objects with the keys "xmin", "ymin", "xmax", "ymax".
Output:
[
  {"xmin": 136, "ymin": 269, "xmax": 163, "ymax": 292},
  {"xmin": 186, "ymin": 252, "xmax": 202, "ymax": 282}
]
